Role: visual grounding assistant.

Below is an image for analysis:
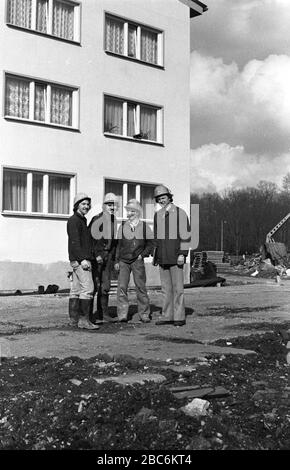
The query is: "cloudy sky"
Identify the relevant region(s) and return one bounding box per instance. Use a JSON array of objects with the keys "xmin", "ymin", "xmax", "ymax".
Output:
[{"xmin": 189, "ymin": 0, "xmax": 290, "ymax": 194}]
